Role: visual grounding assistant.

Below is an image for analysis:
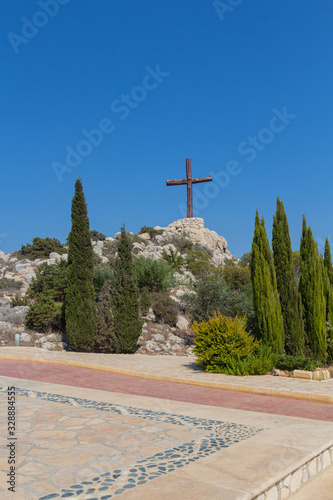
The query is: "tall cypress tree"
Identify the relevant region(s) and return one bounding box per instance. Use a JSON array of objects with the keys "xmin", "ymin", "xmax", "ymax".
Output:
[
  {"xmin": 95, "ymin": 281, "xmax": 115, "ymax": 352},
  {"xmin": 272, "ymin": 198, "xmax": 304, "ymax": 355},
  {"xmin": 324, "ymin": 238, "xmax": 333, "ymax": 285},
  {"xmin": 65, "ymin": 178, "xmax": 97, "ymax": 351},
  {"xmin": 112, "ymin": 227, "xmax": 143, "ymax": 353},
  {"xmin": 299, "ymin": 216, "xmax": 326, "ymax": 363},
  {"xmin": 251, "ymin": 210, "xmax": 284, "ymax": 354}
]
